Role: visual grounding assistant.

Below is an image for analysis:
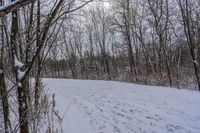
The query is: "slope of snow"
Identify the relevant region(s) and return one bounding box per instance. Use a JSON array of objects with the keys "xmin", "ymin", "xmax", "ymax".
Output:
[{"xmin": 44, "ymin": 79, "xmax": 200, "ymax": 133}]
